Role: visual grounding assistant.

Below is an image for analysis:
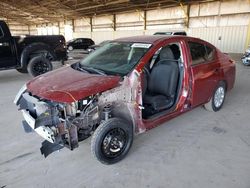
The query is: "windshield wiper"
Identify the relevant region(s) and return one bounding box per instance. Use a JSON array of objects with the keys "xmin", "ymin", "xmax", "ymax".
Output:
[
  {"xmin": 81, "ymin": 66, "xmax": 107, "ymax": 76},
  {"xmin": 76, "ymin": 63, "xmax": 89, "ymax": 73}
]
